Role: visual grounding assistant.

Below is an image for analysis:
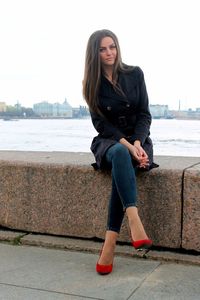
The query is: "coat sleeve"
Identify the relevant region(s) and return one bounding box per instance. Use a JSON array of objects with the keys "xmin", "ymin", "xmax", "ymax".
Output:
[
  {"xmin": 90, "ymin": 110, "xmax": 125, "ymax": 141},
  {"xmin": 131, "ymin": 67, "xmax": 152, "ymax": 145}
]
